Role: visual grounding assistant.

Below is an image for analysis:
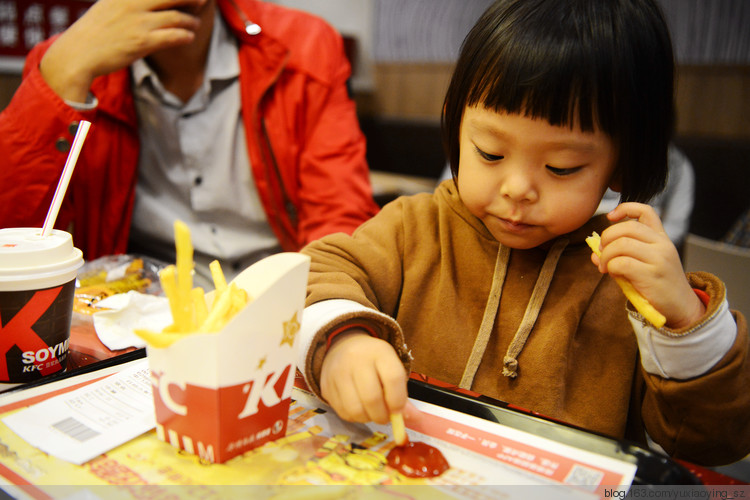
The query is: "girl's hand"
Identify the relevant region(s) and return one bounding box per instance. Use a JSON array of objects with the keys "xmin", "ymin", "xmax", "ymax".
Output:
[
  {"xmin": 40, "ymin": 0, "xmax": 206, "ymax": 102},
  {"xmin": 321, "ymin": 329, "xmax": 408, "ymax": 425},
  {"xmin": 593, "ymin": 202, "xmax": 705, "ymax": 329}
]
